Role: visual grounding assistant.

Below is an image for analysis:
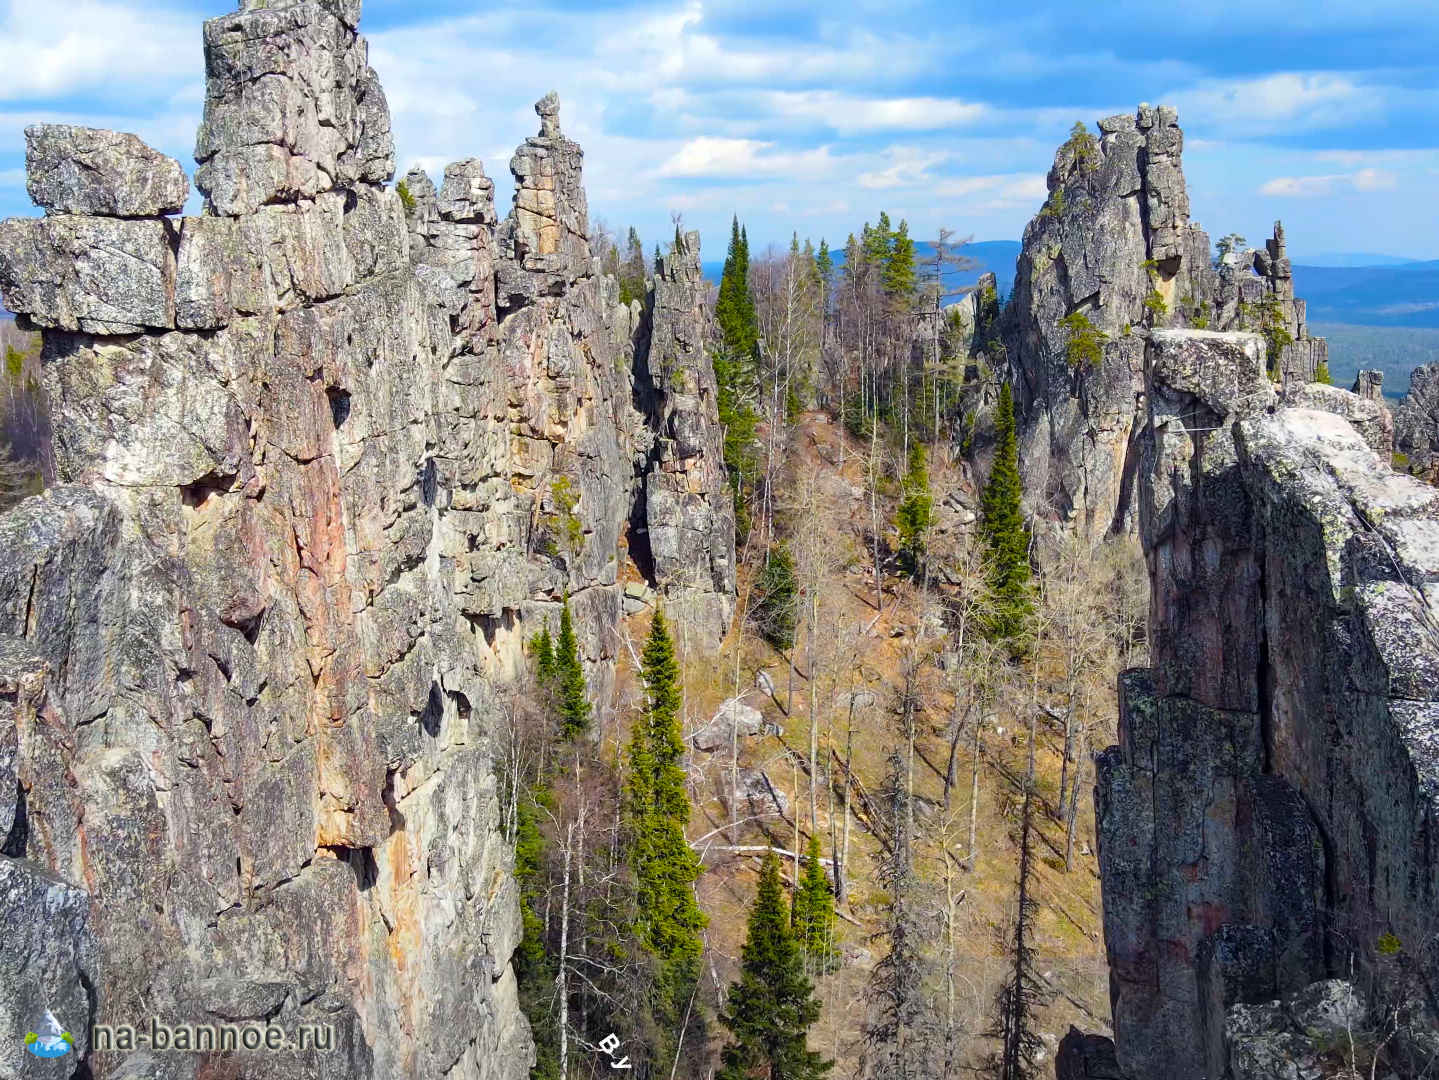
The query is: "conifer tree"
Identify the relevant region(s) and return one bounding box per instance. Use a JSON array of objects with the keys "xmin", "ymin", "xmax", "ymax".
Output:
[
  {"xmin": 884, "ymin": 219, "xmax": 918, "ymax": 302},
  {"xmin": 618, "ymin": 226, "xmax": 647, "ymax": 305},
  {"xmin": 988, "ymin": 724, "xmax": 1047, "ymax": 1080},
  {"xmin": 625, "ymin": 611, "xmax": 706, "ymax": 1012},
  {"xmin": 791, "ymin": 833, "xmax": 836, "ymax": 973},
  {"xmin": 715, "ymin": 217, "xmax": 762, "ymax": 532},
  {"xmin": 863, "ymin": 212, "xmax": 894, "ymax": 267},
  {"xmin": 895, "ymin": 441, "xmax": 934, "ymax": 576},
  {"xmin": 555, "ymin": 597, "xmax": 591, "ymax": 738},
  {"xmin": 815, "ymin": 239, "xmax": 834, "ymax": 312},
  {"xmin": 756, "ymin": 544, "xmax": 800, "ymax": 650},
  {"xmin": 718, "ymin": 851, "xmax": 833, "ymax": 1080},
  {"xmin": 979, "ymin": 383, "xmax": 1032, "ymax": 647},
  {"xmin": 529, "ymin": 619, "xmax": 556, "ymax": 685}
]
